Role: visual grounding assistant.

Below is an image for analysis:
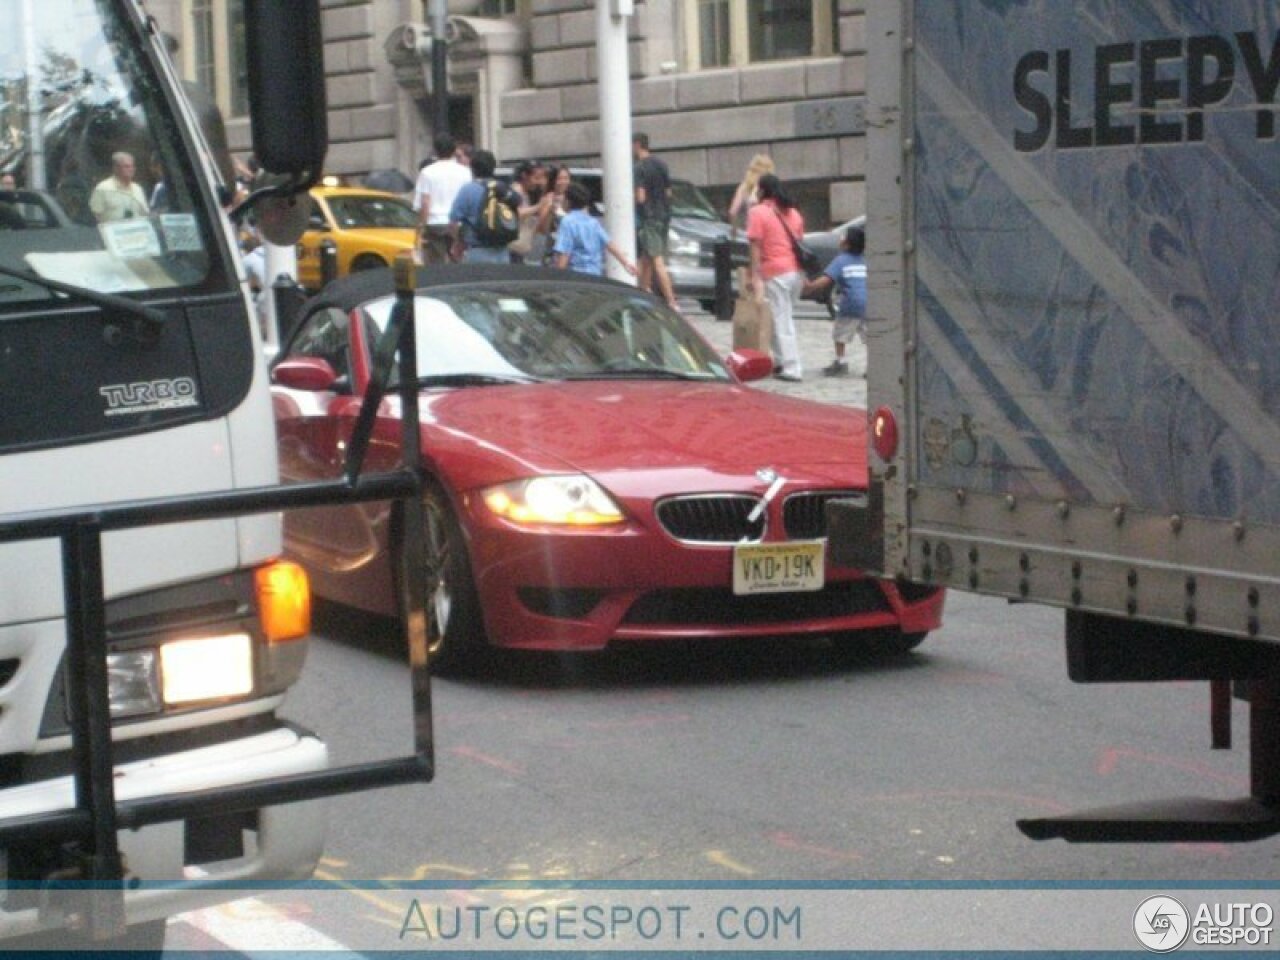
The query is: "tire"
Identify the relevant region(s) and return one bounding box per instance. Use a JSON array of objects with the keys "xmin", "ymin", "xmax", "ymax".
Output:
[
  {"xmin": 10, "ymin": 919, "xmax": 166, "ymax": 956},
  {"xmin": 877, "ymin": 630, "xmax": 928, "ymax": 654},
  {"xmin": 350, "ymin": 253, "xmax": 386, "ymax": 273},
  {"xmin": 422, "ymin": 486, "xmax": 488, "ymax": 674},
  {"xmin": 833, "ymin": 628, "xmax": 928, "ymax": 659}
]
